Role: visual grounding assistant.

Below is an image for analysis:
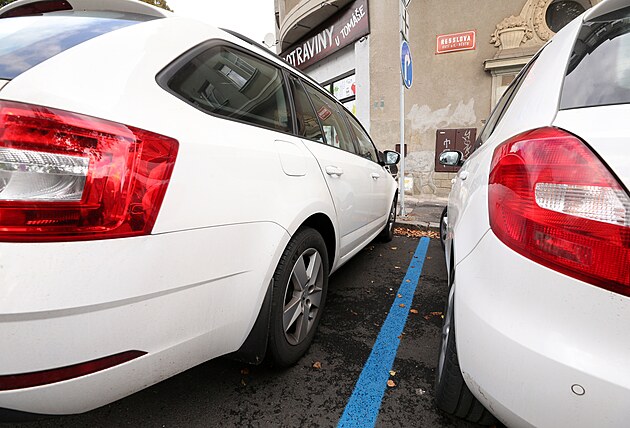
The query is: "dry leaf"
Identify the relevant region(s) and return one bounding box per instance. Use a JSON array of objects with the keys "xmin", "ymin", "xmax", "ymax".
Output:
[
  {"xmin": 389, "ymin": 370, "xmax": 397, "ymax": 376},
  {"xmin": 387, "ymin": 380, "xmax": 396, "ymax": 388},
  {"xmin": 399, "ymin": 303, "xmax": 406, "ymax": 308},
  {"xmin": 405, "ymin": 279, "xmax": 411, "ymax": 283},
  {"xmin": 410, "ymin": 309, "xmax": 419, "ymax": 314},
  {"xmin": 313, "ymin": 361, "xmax": 322, "ymax": 370},
  {"xmin": 394, "ymin": 266, "xmax": 400, "ymax": 269},
  {"xmin": 397, "ymin": 294, "xmax": 403, "ymax": 298},
  {"xmin": 391, "ymin": 247, "xmax": 397, "ymax": 250},
  {"xmin": 394, "ymin": 227, "xmax": 440, "ymax": 239}
]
